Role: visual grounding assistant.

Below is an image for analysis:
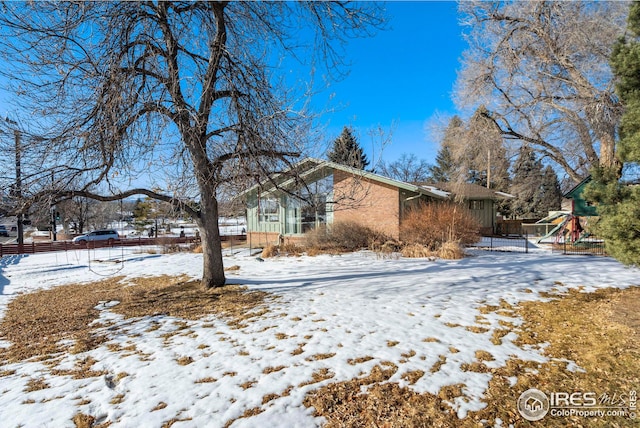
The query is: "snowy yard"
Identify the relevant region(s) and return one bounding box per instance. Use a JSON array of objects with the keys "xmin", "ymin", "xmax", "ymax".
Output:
[{"xmin": 0, "ymin": 245, "xmax": 638, "ymax": 427}]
